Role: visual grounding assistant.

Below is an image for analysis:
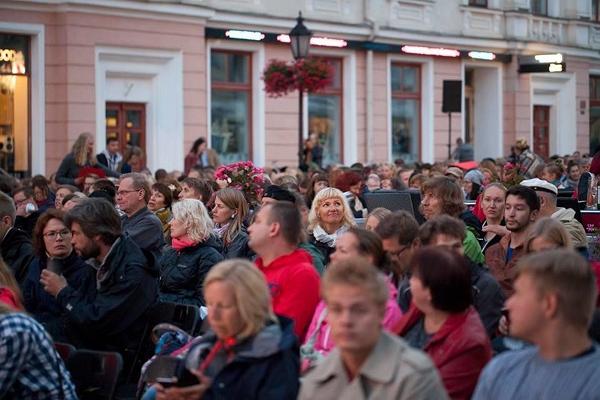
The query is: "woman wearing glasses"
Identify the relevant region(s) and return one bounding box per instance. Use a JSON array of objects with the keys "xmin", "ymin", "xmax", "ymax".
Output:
[{"xmin": 22, "ymin": 209, "xmax": 90, "ymax": 333}]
